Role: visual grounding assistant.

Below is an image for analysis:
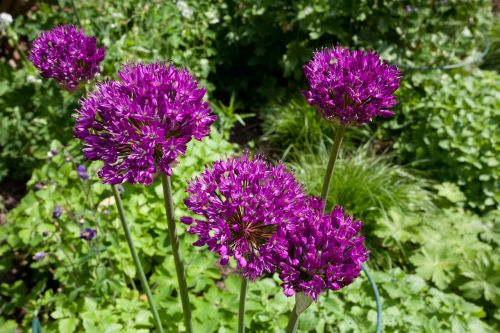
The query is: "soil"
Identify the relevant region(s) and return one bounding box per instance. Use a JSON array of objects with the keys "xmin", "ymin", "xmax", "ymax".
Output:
[{"xmin": 0, "ymin": 178, "xmax": 27, "ymax": 224}]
